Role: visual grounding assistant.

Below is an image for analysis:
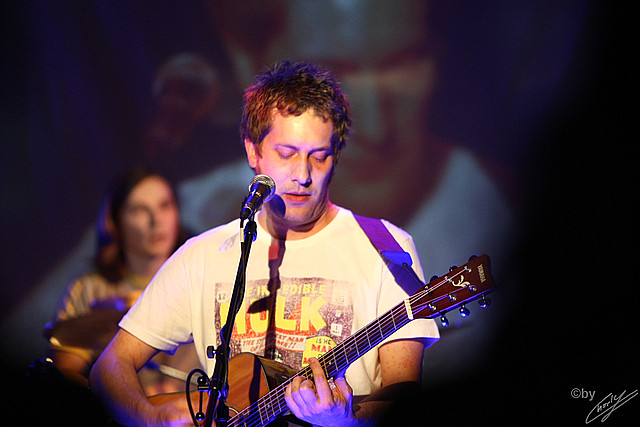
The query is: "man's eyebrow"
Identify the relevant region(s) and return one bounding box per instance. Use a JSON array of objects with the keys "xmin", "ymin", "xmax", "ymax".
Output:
[
  {"xmin": 310, "ymin": 146, "xmax": 332, "ymax": 152},
  {"xmin": 274, "ymin": 144, "xmax": 332, "ymax": 152},
  {"xmin": 273, "ymin": 144, "xmax": 298, "ymax": 151}
]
